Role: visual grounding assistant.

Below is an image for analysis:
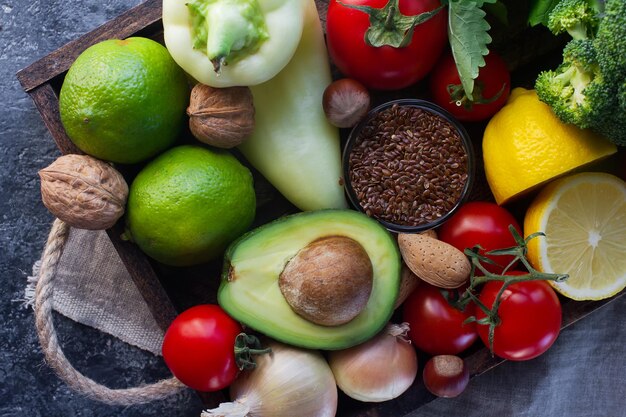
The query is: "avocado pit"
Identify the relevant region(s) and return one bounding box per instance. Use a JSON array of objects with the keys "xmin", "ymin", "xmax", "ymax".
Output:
[{"xmin": 279, "ymin": 236, "xmax": 373, "ymax": 326}]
